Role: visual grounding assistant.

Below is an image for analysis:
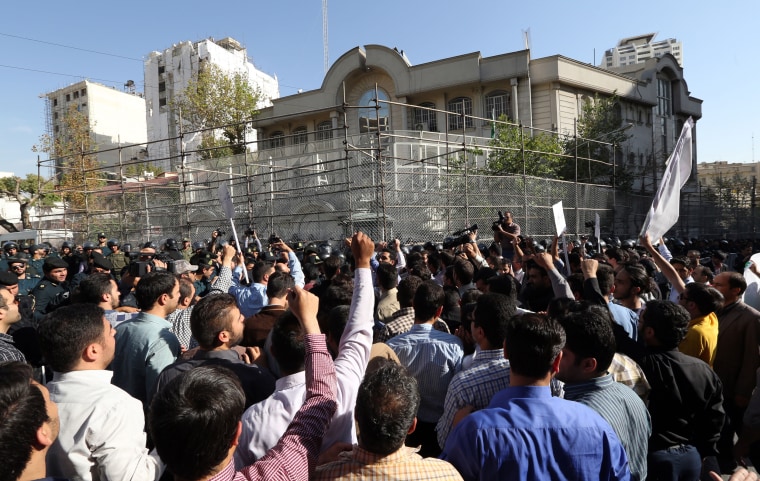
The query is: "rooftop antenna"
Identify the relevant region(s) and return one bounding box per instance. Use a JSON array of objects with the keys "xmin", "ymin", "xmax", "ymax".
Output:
[{"xmin": 322, "ymin": 0, "xmax": 329, "ymax": 74}]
